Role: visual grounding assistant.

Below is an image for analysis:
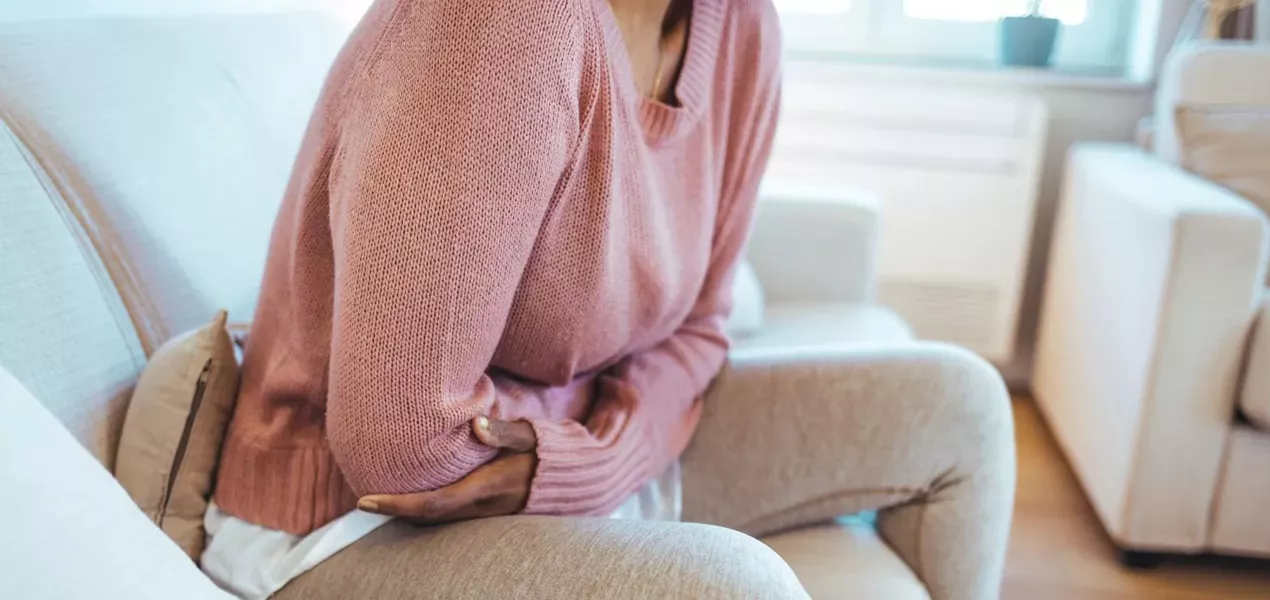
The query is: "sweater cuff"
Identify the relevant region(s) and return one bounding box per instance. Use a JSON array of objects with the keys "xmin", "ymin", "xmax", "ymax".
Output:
[{"xmin": 522, "ymin": 418, "xmax": 651, "ymax": 515}]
